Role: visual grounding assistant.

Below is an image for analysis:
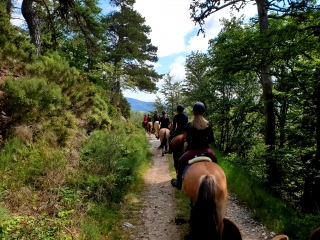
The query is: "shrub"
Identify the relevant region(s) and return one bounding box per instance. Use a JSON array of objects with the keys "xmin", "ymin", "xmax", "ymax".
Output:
[
  {"xmin": 26, "ymin": 52, "xmax": 80, "ymax": 89},
  {"xmin": 2, "ymin": 77, "xmax": 66, "ymax": 122},
  {"xmin": 79, "ymin": 129, "xmax": 150, "ymax": 203}
]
